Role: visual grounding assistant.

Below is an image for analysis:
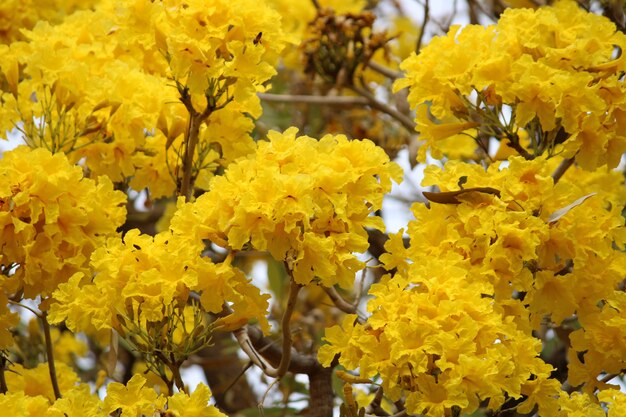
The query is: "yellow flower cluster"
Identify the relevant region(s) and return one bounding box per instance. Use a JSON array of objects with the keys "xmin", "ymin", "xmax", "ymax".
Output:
[
  {"xmin": 153, "ymin": 0, "xmax": 287, "ymax": 117},
  {"xmin": 396, "ymin": 1, "xmax": 626, "ymax": 168},
  {"xmin": 0, "ymin": 146, "xmax": 126, "ymax": 299},
  {"xmin": 422, "ymin": 159, "xmax": 626, "ymax": 395},
  {"xmin": 0, "ymin": 0, "xmax": 290, "ymax": 197},
  {"xmin": 320, "ymin": 260, "xmax": 557, "ymax": 416},
  {"xmin": 320, "ymin": 156, "xmax": 626, "ymax": 415},
  {"xmin": 48, "ymin": 229, "xmax": 270, "ymax": 335},
  {"xmin": 172, "ymin": 128, "xmax": 402, "ymax": 288},
  {"xmin": 0, "ymin": 0, "xmax": 97, "ymax": 44},
  {"xmin": 0, "ymin": 363, "xmax": 225, "ymax": 417}
]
